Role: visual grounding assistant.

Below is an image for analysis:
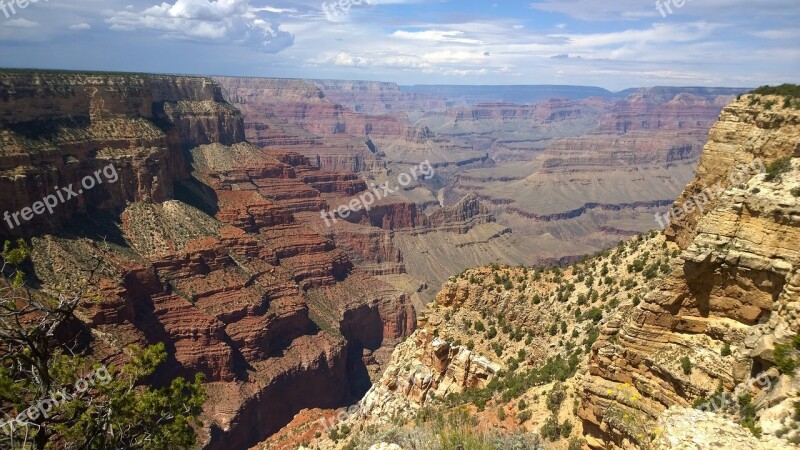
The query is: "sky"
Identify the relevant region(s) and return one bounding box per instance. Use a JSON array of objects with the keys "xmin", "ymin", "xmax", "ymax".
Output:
[{"xmin": 0, "ymin": 0, "xmax": 798, "ymax": 90}]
